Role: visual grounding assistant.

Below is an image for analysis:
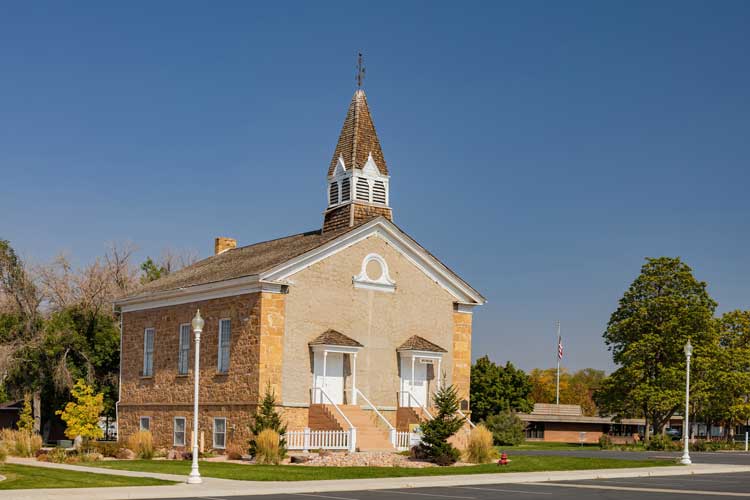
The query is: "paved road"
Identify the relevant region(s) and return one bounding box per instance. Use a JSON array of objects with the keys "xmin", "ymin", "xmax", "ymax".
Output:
[
  {"xmin": 511, "ymin": 448, "xmax": 750, "ymax": 465},
  {"xmin": 139, "ymin": 472, "xmax": 750, "ymax": 499}
]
